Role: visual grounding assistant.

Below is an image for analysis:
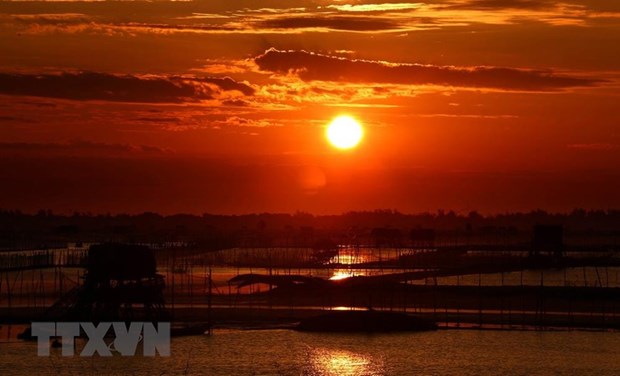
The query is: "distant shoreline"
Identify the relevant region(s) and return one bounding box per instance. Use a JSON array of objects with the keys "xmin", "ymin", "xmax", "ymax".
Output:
[{"xmin": 1, "ymin": 306, "xmax": 618, "ymax": 333}]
